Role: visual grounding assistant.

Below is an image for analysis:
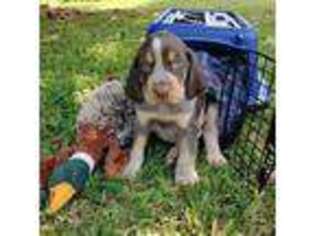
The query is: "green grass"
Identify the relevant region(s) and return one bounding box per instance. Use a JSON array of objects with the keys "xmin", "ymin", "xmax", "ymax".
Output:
[{"xmin": 40, "ymin": 0, "xmax": 275, "ymax": 235}]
